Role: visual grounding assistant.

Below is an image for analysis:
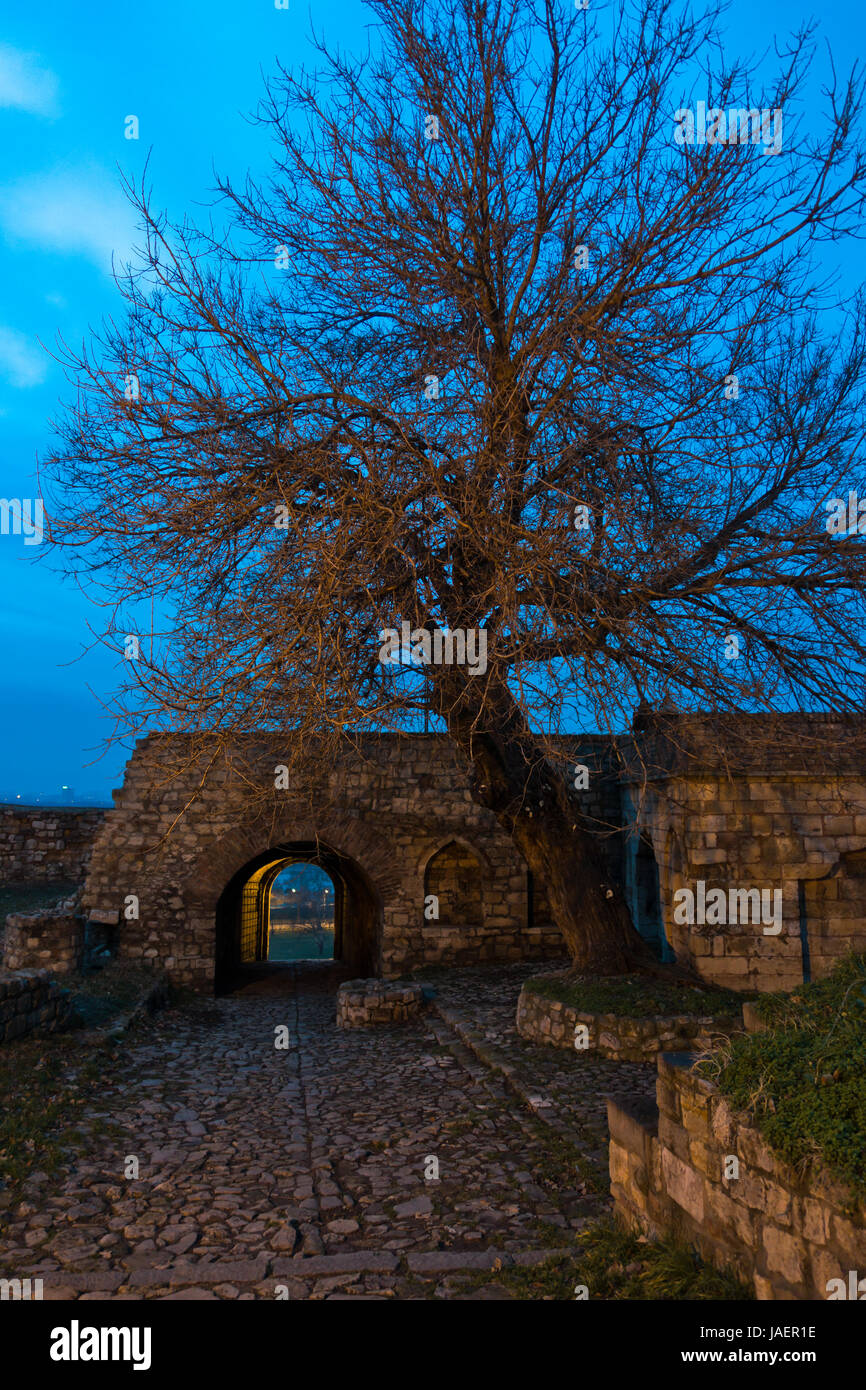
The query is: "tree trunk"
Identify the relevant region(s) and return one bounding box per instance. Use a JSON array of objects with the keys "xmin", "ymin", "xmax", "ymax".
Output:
[
  {"xmin": 507, "ymin": 799, "xmax": 654, "ymax": 973},
  {"xmin": 432, "ymin": 672, "xmax": 655, "ymax": 974}
]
